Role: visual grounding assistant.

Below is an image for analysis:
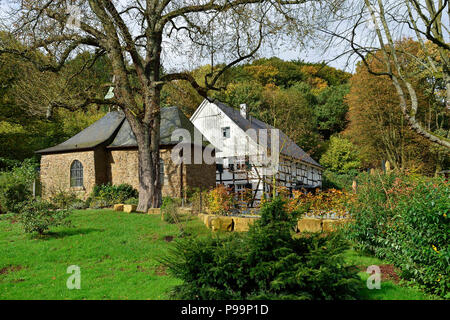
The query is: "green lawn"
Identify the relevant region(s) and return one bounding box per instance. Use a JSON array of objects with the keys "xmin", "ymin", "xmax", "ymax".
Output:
[
  {"xmin": 0, "ymin": 209, "xmax": 209, "ymax": 300},
  {"xmin": 0, "ymin": 210, "xmax": 437, "ymax": 300},
  {"xmin": 343, "ymin": 249, "xmax": 438, "ymax": 300}
]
